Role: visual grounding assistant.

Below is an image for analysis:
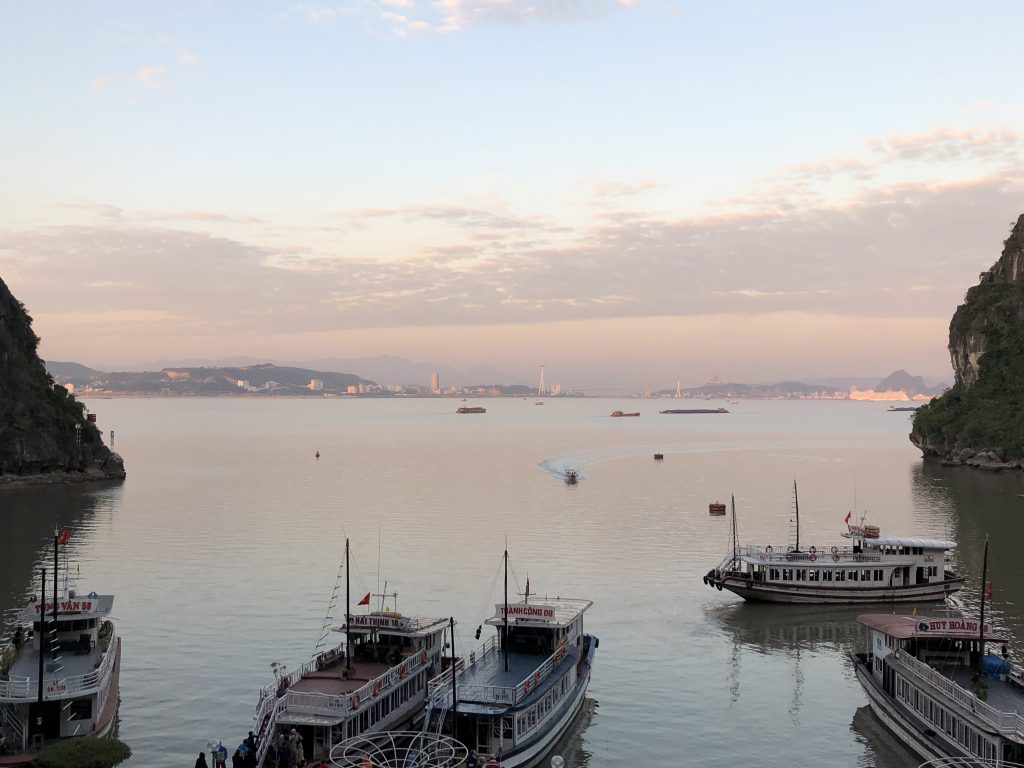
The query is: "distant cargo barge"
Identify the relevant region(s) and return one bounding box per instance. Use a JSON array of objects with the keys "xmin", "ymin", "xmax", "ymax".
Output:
[
  {"xmin": 660, "ymin": 408, "xmax": 729, "ymax": 414},
  {"xmin": 456, "ymin": 406, "xmax": 486, "ymax": 414}
]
